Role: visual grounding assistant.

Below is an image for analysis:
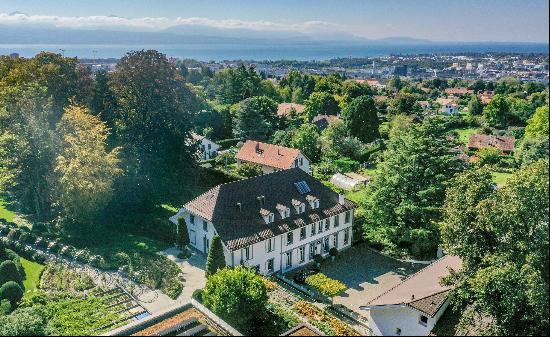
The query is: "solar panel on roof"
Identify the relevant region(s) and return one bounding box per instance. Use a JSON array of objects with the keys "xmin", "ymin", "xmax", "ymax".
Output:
[{"xmin": 294, "ymin": 181, "xmax": 311, "ymax": 194}]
